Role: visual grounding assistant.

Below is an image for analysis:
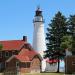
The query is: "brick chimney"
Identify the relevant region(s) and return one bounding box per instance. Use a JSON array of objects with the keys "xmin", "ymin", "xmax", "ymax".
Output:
[{"xmin": 23, "ymin": 36, "xmax": 27, "ymax": 42}]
